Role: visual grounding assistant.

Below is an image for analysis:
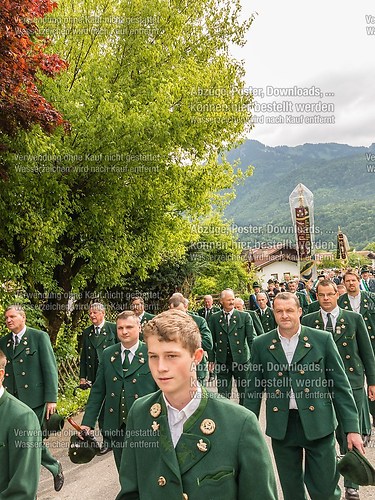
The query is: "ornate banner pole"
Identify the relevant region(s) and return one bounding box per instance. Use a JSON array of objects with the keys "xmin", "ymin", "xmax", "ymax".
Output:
[
  {"xmin": 336, "ymin": 226, "xmax": 349, "ymax": 267},
  {"xmin": 289, "ymin": 183, "xmax": 316, "ymax": 282}
]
